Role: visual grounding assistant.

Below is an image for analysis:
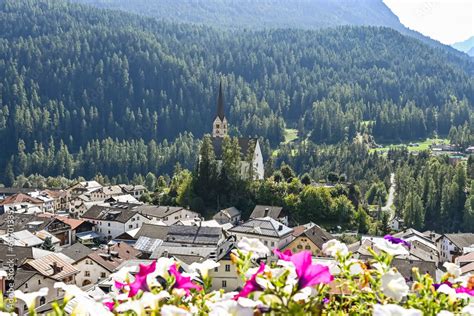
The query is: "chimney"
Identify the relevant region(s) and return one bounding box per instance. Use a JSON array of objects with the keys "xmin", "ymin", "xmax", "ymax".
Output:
[
  {"xmin": 264, "ymin": 208, "xmax": 269, "ymax": 217},
  {"xmin": 278, "ymin": 225, "xmax": 283, "ymax": 231},
  {"xmin": 51, "ymin": 262, "xmax": 62, "ymax": 274}
]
